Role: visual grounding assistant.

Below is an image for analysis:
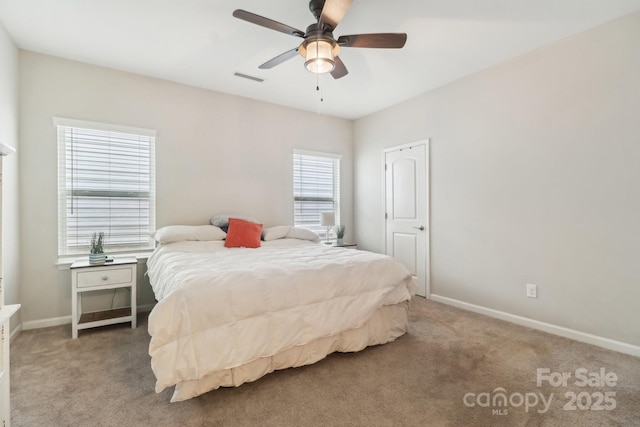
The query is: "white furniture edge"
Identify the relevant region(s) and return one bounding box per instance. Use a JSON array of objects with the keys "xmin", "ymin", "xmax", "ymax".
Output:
[
  {"xmin": 1, "ymin": 148, "xmax": 18, "ymax": 426},
  {"xmin": 0, "ymin": 305, "xmax": 20, "ymax": 322},
  {"xmin": 0, "ymin": 143, "xmax": 15, "ymax": 156},
  {"xmin": 430, "ymin": 294, "xmax": 640, "ymax": 358},
  {"xmin": 0, "ymin": 304, "xmax": 20, "ymax": 427}
]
